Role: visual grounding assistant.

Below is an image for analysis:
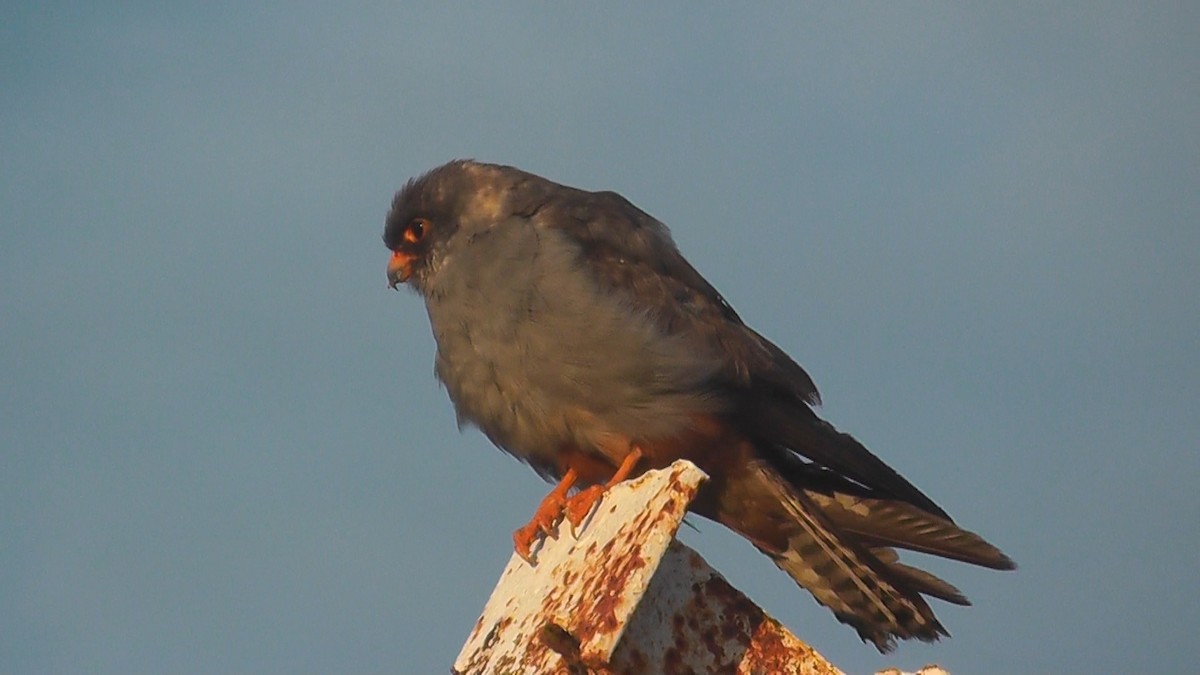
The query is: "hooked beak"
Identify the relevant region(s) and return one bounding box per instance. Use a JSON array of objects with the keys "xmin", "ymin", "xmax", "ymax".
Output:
[{"xmin": 387, "ymin": 250, "xmax": 415, "ymax": 289}]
